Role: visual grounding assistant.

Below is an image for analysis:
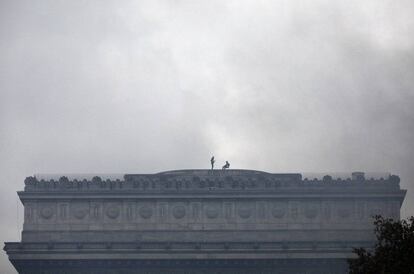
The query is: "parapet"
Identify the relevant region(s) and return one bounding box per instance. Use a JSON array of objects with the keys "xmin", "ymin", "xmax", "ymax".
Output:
[{"xmin": 22, "ymin": 169, "xmax": 401, "ymax": 193}]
